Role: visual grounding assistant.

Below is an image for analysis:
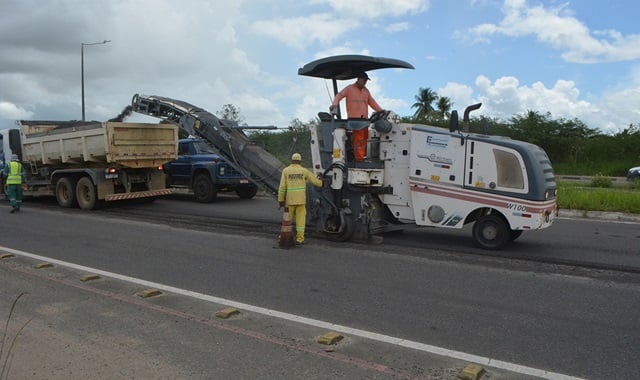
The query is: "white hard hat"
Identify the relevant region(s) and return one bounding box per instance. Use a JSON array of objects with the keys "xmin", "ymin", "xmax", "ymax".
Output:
[
  {"xmin": 291, "ymin": 153, "xmax": 302, "ymax": 161},
  {"xmin": 10, "ymin": 154, "xmax": 18, "ymax": 161}
]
